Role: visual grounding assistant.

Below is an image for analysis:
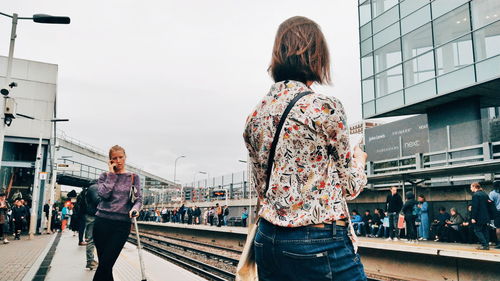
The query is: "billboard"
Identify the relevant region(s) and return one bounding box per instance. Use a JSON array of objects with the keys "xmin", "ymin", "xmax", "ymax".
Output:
[{"xmin": 365, "ymin": 115, "xmax": 429, "ymax": 162}]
